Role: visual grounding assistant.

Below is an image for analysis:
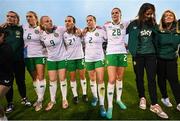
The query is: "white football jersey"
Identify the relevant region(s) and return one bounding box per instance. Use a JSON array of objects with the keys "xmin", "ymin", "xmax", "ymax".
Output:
[
  {"xmin": 83, "ymin": 28, "xmax": 107, "ymax": 62},
  {"xmin": 63, "ymin": 32, "xmax": 84, "ymax": 60},
  {"xmin": 40, "ymin": 26, "xmax": 67, "ymax": 61},
  {"xmin": 103, "ymin": 21, "xmax": 129, "ymax": 55},
  {"xmin": 23, "ymin": 25, "xmax": 45, "ymax": 58}
]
